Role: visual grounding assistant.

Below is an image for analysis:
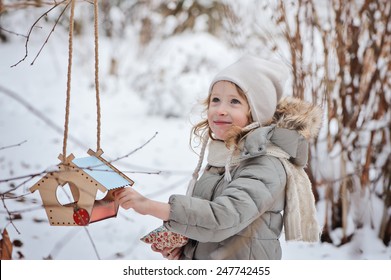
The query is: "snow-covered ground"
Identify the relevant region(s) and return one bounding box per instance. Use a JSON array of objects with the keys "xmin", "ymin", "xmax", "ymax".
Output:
[{"xmin": 0, "ymin": 6, "xmax": 390, "ymax": 261}]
